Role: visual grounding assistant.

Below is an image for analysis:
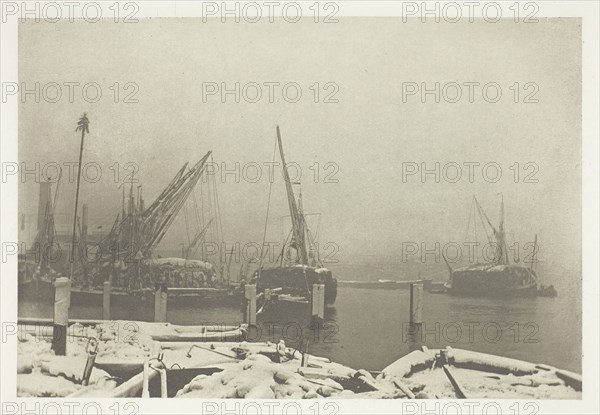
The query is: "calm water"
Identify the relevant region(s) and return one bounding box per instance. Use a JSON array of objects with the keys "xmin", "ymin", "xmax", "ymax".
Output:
[{"xmin": 19, "ymin": 261, "xmax": 581, "ymax": 373}]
